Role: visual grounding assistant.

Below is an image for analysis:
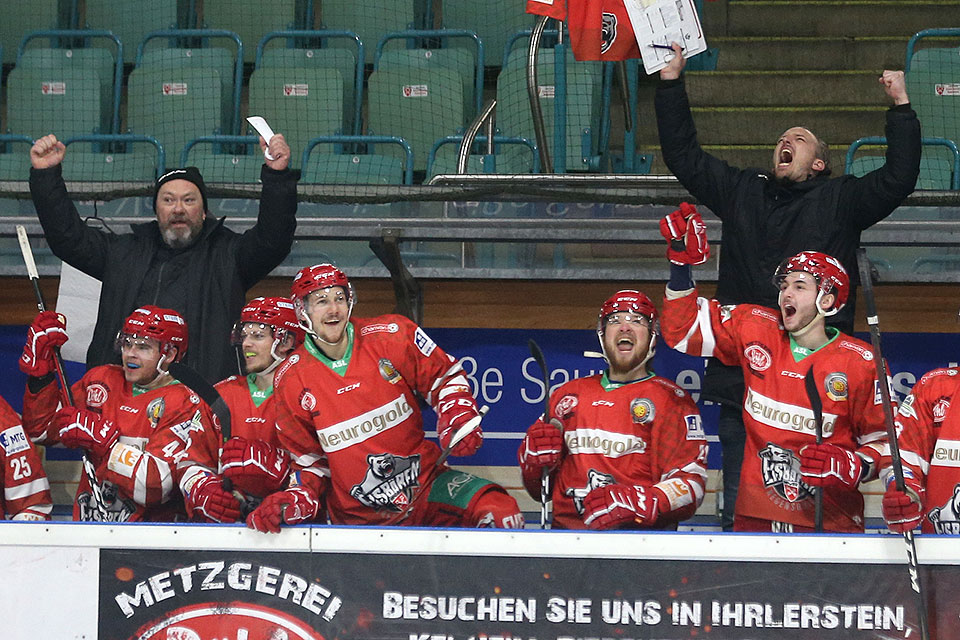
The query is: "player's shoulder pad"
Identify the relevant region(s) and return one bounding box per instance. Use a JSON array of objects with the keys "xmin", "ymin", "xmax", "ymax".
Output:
[
  {"xmin": 651, "ymin": 375, "xmax": 691, "ymax": 400},
  {"xmin": 215, "ymin": 375, "xmax": 238, "ymax": 388},
  {"xmin": 355, "ymin": 314, "xmax": 408, "ymax": 338},
  {"xmin": 273, "ymin": 347, "xmax": 305, "ymax": 387},
  {"xmin": 0, "ymin": 423, "xmax": 31, "ymax": 456},
  {"xmin": 745, "ymin": 305, "xmax": 780, "ymax": 325},
  {"xmin": 918, "ymin": 367, "xmax": 960, "ymax": 386},
  {"xmin": 836, "ymin": 337, "xmax": 876, "ymax": 362}
]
